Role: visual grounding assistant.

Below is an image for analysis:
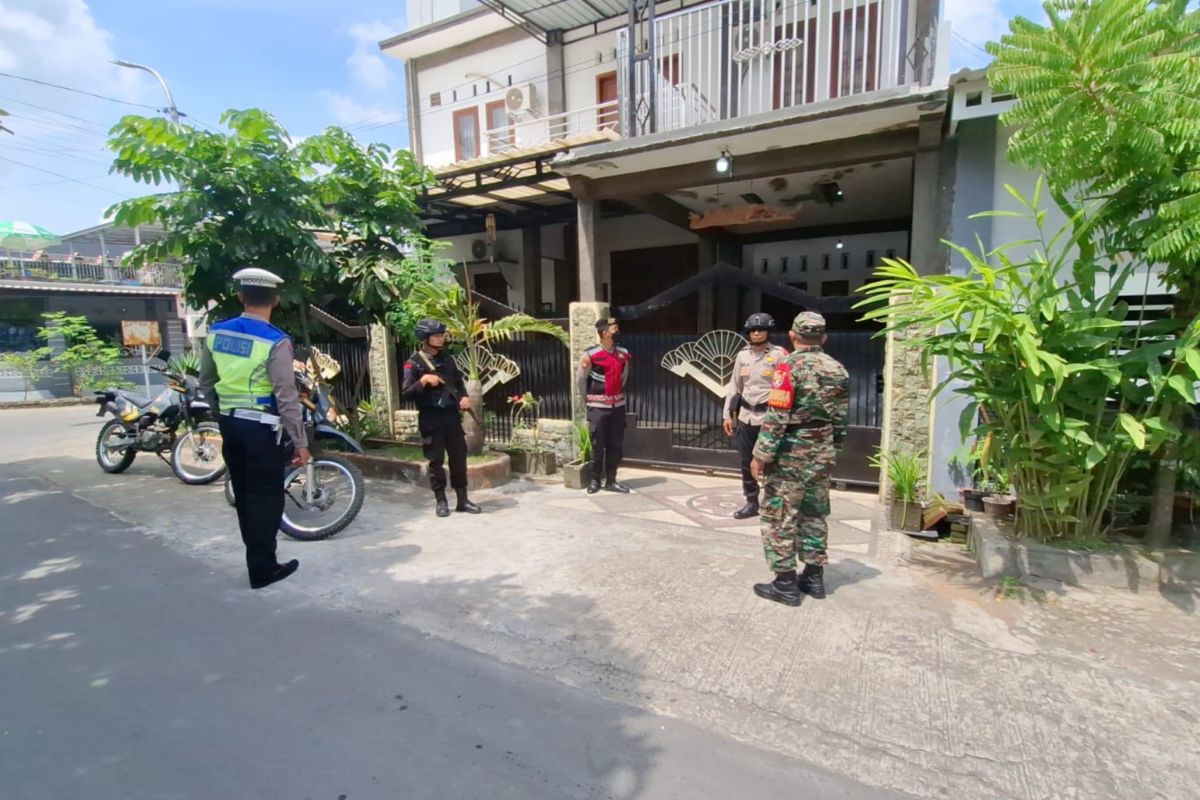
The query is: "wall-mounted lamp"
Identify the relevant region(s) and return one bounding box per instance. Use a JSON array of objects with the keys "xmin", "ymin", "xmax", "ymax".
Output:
[
  {"xmin": 835, "ymin": 238, "xmax": 844, "ymax": 250},
  {"xmin": 715, "ymin": 148, "xmax": 732, "ymax": 175}
]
